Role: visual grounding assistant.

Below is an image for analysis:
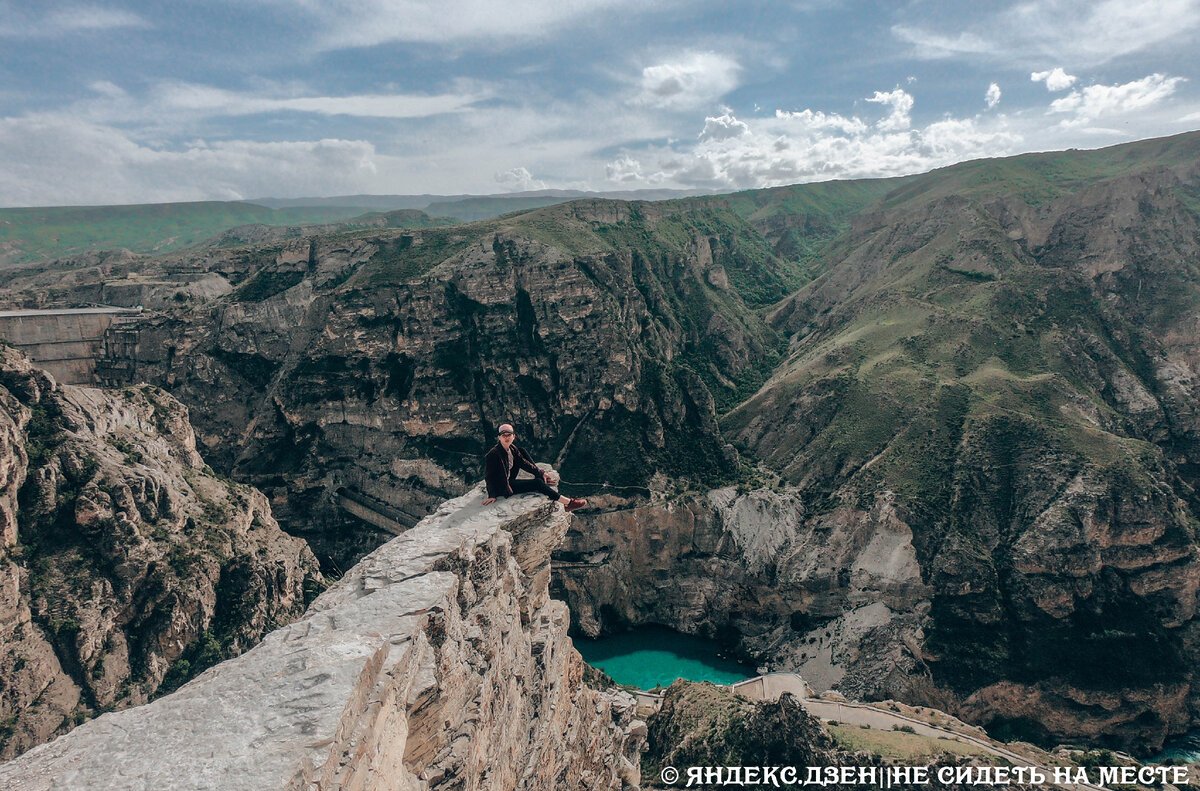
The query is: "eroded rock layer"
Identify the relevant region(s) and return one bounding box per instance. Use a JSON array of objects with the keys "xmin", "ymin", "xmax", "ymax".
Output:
[
  {"xmin": 0, "ymin": 487, "xmax": 644, "ymax": 791},
  {"xmin": 2, "ymin": 133, "xmax": 1200, "ymax": 752},
  {"xmin": 0, "ymin": 346, "xmax": 321, "ymax": 760},
  {"xmin": 119, "ymin": 200, "xmax": 782, "ymax": 570},
  {"xmin": 559, "ymin": 141, "xmax": 1200, "ymax": 753}
]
